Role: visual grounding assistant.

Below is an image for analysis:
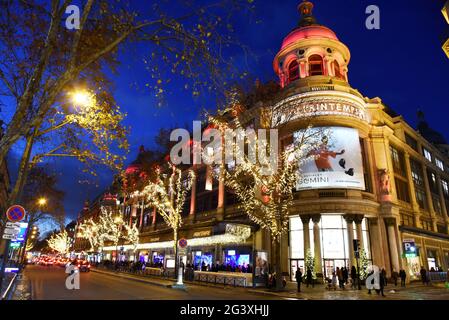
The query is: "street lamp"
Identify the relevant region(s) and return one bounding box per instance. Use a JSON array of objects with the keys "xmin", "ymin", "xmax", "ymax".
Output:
[
  {"xmin": 37, "ymin": 197, "xmax": 47, "ymax": 207},
  {"xmin": 70, "ymin": 90, "xmax": 93, "ymax": 108}
]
